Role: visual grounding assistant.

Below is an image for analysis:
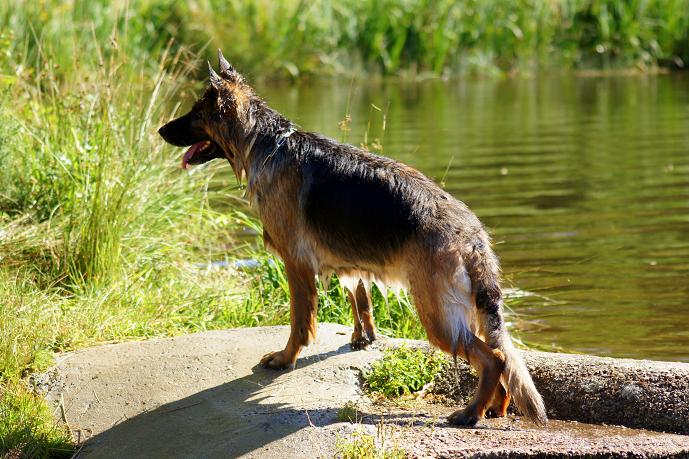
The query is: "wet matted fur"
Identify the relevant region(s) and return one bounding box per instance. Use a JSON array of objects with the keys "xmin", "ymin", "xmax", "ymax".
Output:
[{"xmin": 158, "ymin": 50, "xmax": 547, "ymax": 427}]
